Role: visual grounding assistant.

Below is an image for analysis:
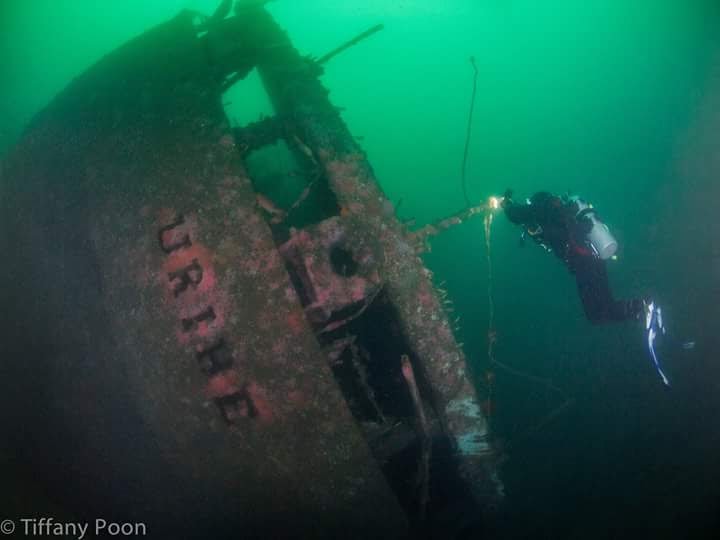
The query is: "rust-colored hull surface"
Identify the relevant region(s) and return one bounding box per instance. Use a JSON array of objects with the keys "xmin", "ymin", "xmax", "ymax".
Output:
[{"xmin": 0, "ymin": 8, "xmax": 501, "ymax": 538}]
